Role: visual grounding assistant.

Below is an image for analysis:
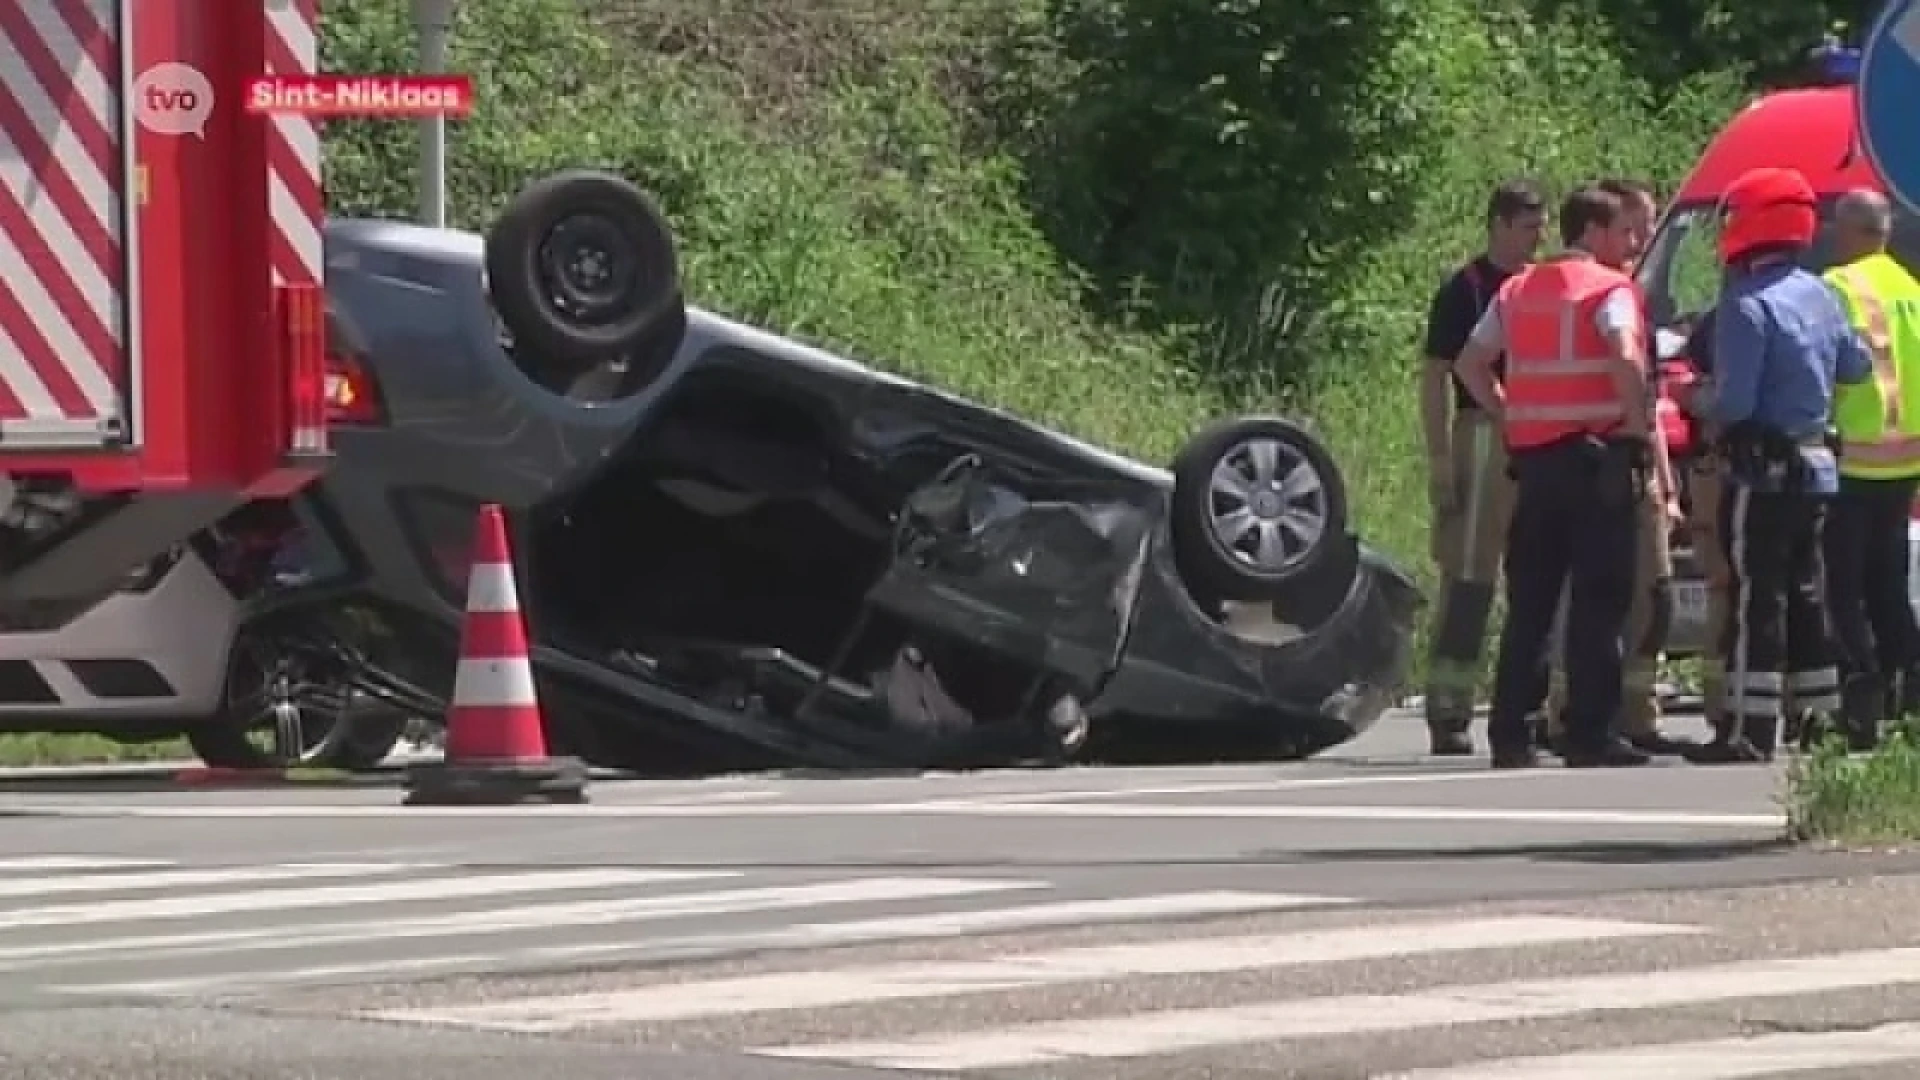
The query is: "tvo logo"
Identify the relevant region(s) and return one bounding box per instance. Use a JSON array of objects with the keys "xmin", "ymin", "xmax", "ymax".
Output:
[{"xmin": 133, "ymin": 62, "xmax": 214, "ymax": 138}]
